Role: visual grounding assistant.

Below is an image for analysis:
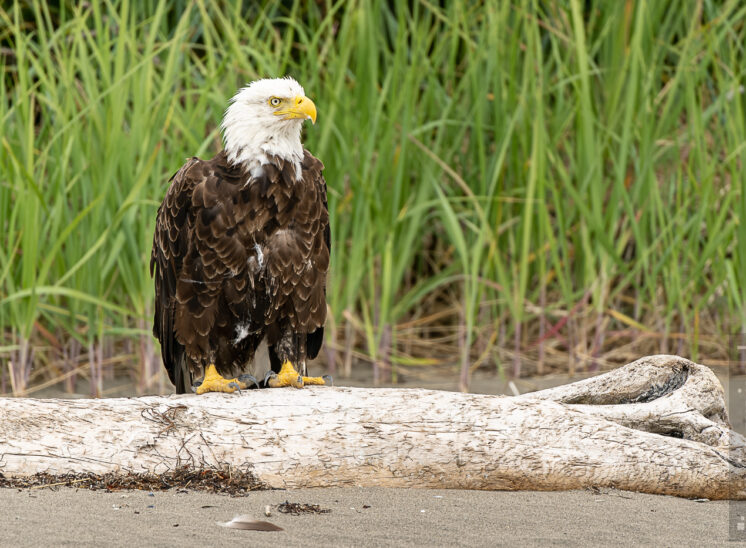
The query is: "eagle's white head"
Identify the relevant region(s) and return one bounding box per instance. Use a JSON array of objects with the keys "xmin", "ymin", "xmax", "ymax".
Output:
[{"xmin": 221, "ymin": 77, "xmax": 317, "ymax": 177}]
